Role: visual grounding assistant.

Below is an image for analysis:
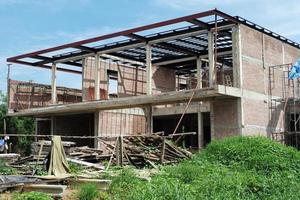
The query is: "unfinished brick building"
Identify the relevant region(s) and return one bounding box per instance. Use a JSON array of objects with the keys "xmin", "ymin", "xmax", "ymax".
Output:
[{"xmin": 6, "ymin": 9, "xmax": 300, "ymax": 149}]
